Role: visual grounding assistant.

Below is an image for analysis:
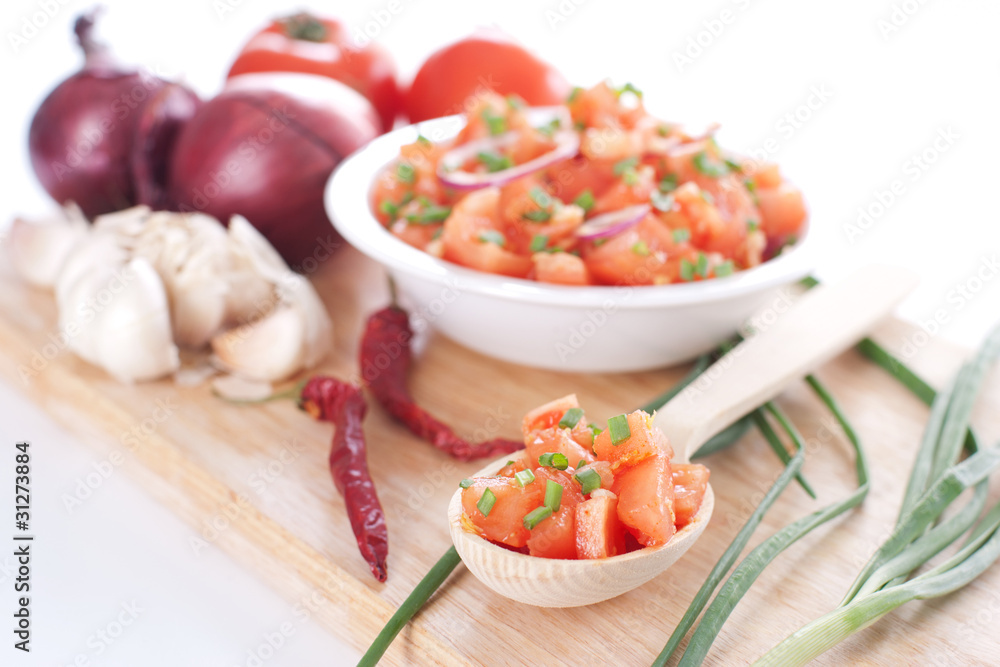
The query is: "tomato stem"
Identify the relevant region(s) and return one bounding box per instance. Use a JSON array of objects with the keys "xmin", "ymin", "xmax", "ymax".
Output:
[{"xmin": 280, "ymin": 12, "xmax": 328, "ymax": 42}]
